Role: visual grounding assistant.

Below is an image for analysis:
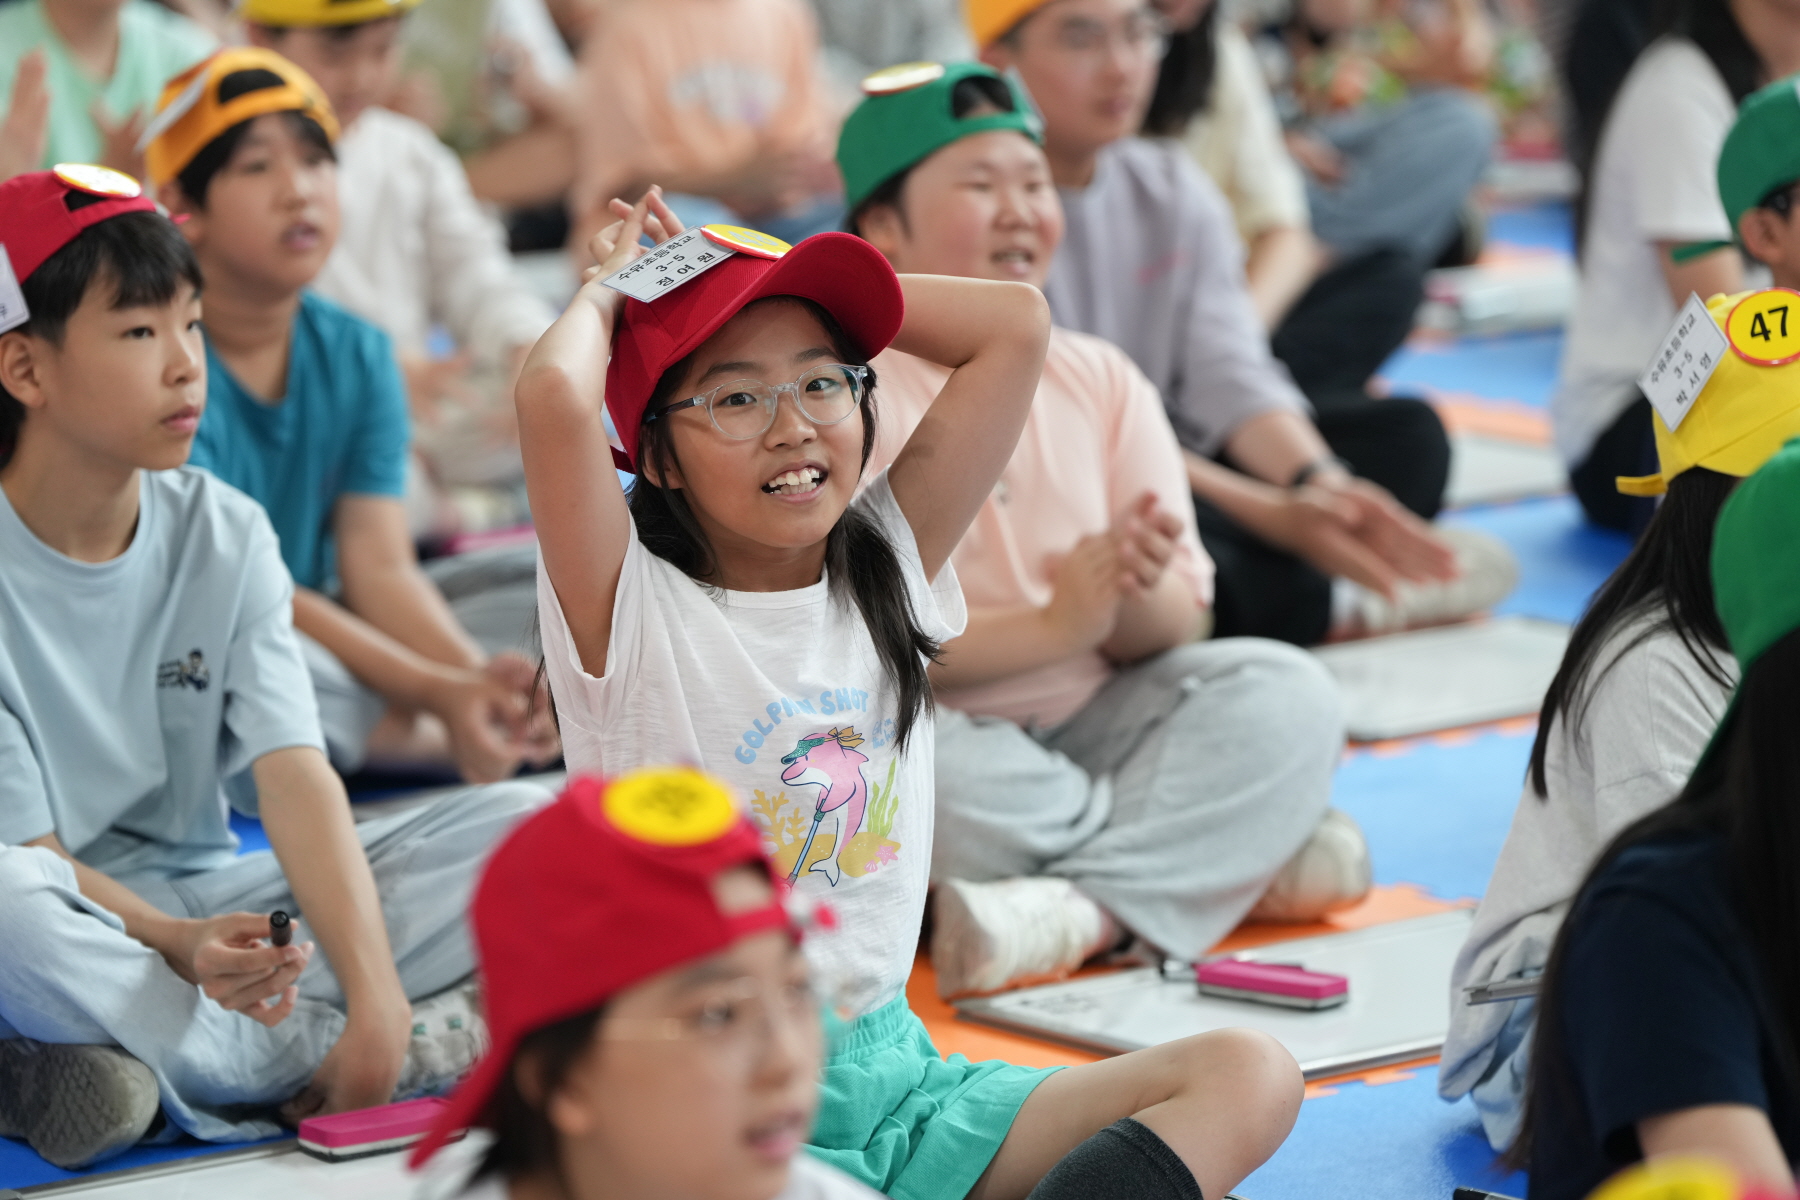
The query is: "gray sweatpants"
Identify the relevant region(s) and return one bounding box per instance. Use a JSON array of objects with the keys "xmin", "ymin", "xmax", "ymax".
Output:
[
  {"xmin": 933, "ymin": 638, "xmax": 1344, "ymax": 960},
  {"xmin": 306, "ymin": 543, "xmax": 542, "ymax": 773},
  {"xmin": 0, "ymin": 781, "xmax": 548, "ymax": 1142},
  {"xmin": 1304, "ymin": 88, "xmax": 1498, "ymax": 267}
]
